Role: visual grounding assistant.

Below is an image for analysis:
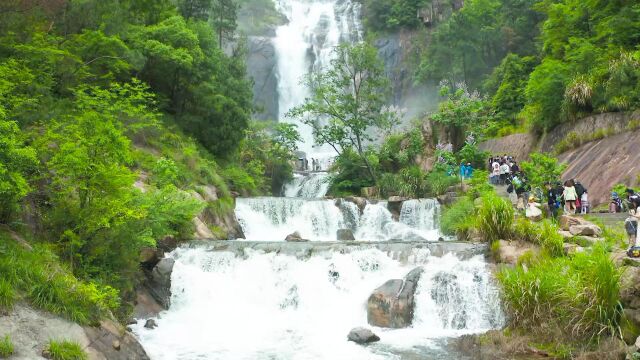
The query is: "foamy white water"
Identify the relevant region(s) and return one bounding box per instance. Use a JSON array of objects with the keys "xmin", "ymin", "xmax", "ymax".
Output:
[
  {"xmin": 132, "ymin": 249, "xmax": 503, "ymax": 360},
  {"xmin": 235, "ymin": 198, "xmax": 442, "ymax": 241},
  {"xmin": 284, "ymin": 173, "xmax": 331, "ymax": 198}
]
